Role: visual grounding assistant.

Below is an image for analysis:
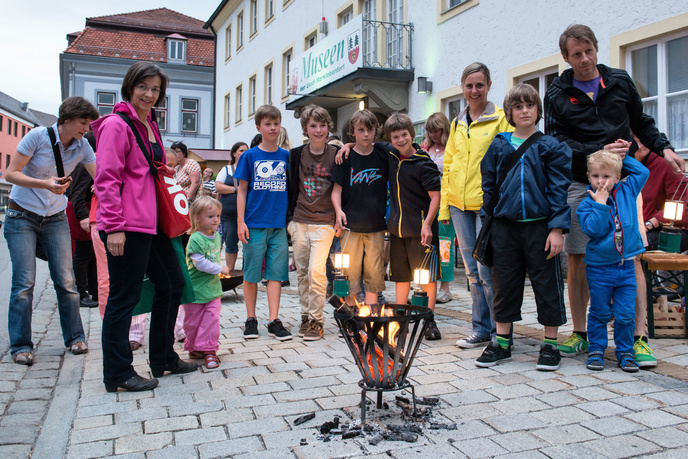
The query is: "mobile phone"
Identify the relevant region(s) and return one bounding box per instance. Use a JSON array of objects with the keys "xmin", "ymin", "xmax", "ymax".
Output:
[{"xmin": 58, "ymin": 176, "xmax": 72, "ymax": 184}]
